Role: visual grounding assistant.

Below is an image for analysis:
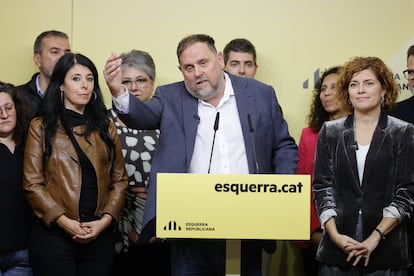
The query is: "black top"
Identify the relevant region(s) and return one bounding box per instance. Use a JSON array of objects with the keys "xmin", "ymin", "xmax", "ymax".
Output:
[
  {"xmin": 66, "ymin": 109, "xmax": 98, "ymax": 221},
  {"xmin": 0, "ymin": 144, "xmax": 33, "ymax": 253}
]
